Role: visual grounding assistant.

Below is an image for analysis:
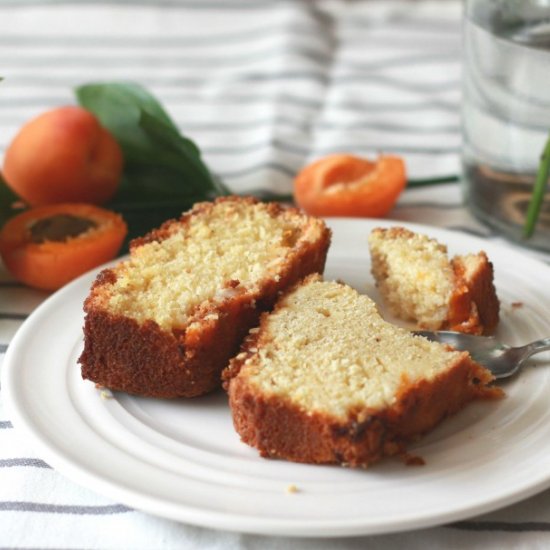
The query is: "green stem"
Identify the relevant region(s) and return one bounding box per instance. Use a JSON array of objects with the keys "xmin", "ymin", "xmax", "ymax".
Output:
[
  {"xmin": 407, "ymin": 175, "xmax": 459, "ymax": 188},
  {"xmin": 245, "ymin": 177, "xmax": 461, "ymax": 205},
  {"xmin": 244, "ymin": 189, "xmax": 293, "ymax": 203},
  {"xmin": 523, "ymin": 134, "xmax": 550, "ymax": 239}
]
